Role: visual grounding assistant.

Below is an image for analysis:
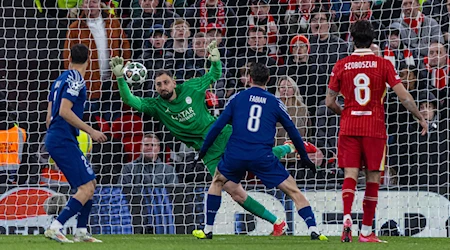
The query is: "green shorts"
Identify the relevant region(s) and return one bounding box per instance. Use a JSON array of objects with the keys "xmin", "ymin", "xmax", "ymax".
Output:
[{"xmin": 202, "ymin": 125, "xmax": 232, "ymax": 175}]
